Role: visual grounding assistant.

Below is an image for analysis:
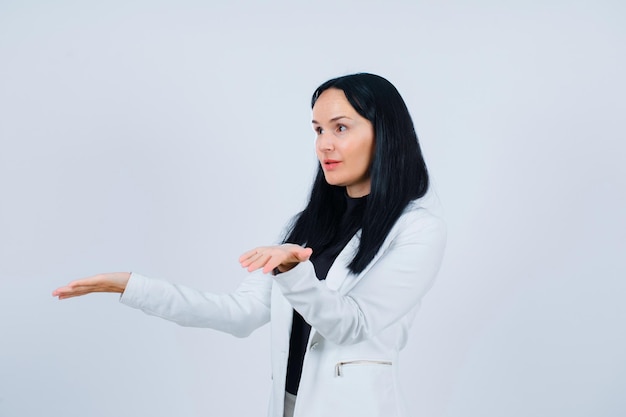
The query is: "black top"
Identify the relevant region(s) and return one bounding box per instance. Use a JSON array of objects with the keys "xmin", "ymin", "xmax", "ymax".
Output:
[{"xmin": 285, "ymin": 194, "xmax": 368, "ymax": 395}]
